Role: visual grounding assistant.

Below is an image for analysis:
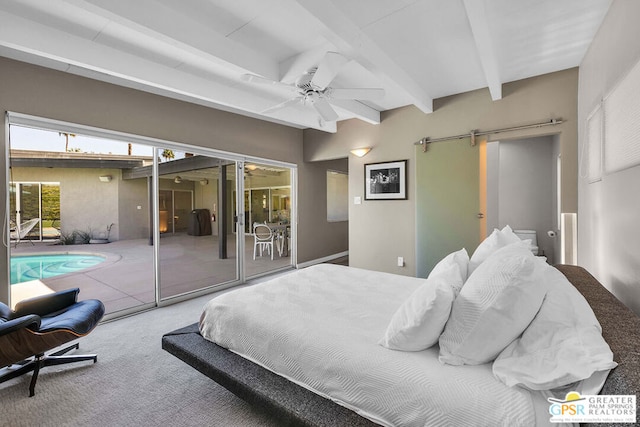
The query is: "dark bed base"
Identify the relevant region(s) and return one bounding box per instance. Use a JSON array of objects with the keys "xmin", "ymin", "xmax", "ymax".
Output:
[
  {"xmin": 162, "ymin": 265, "xmax": 640, "ymax": 427},
  {"xmin": 162, "ymin": 323, "xmax": 378, "ymax": 427}
]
